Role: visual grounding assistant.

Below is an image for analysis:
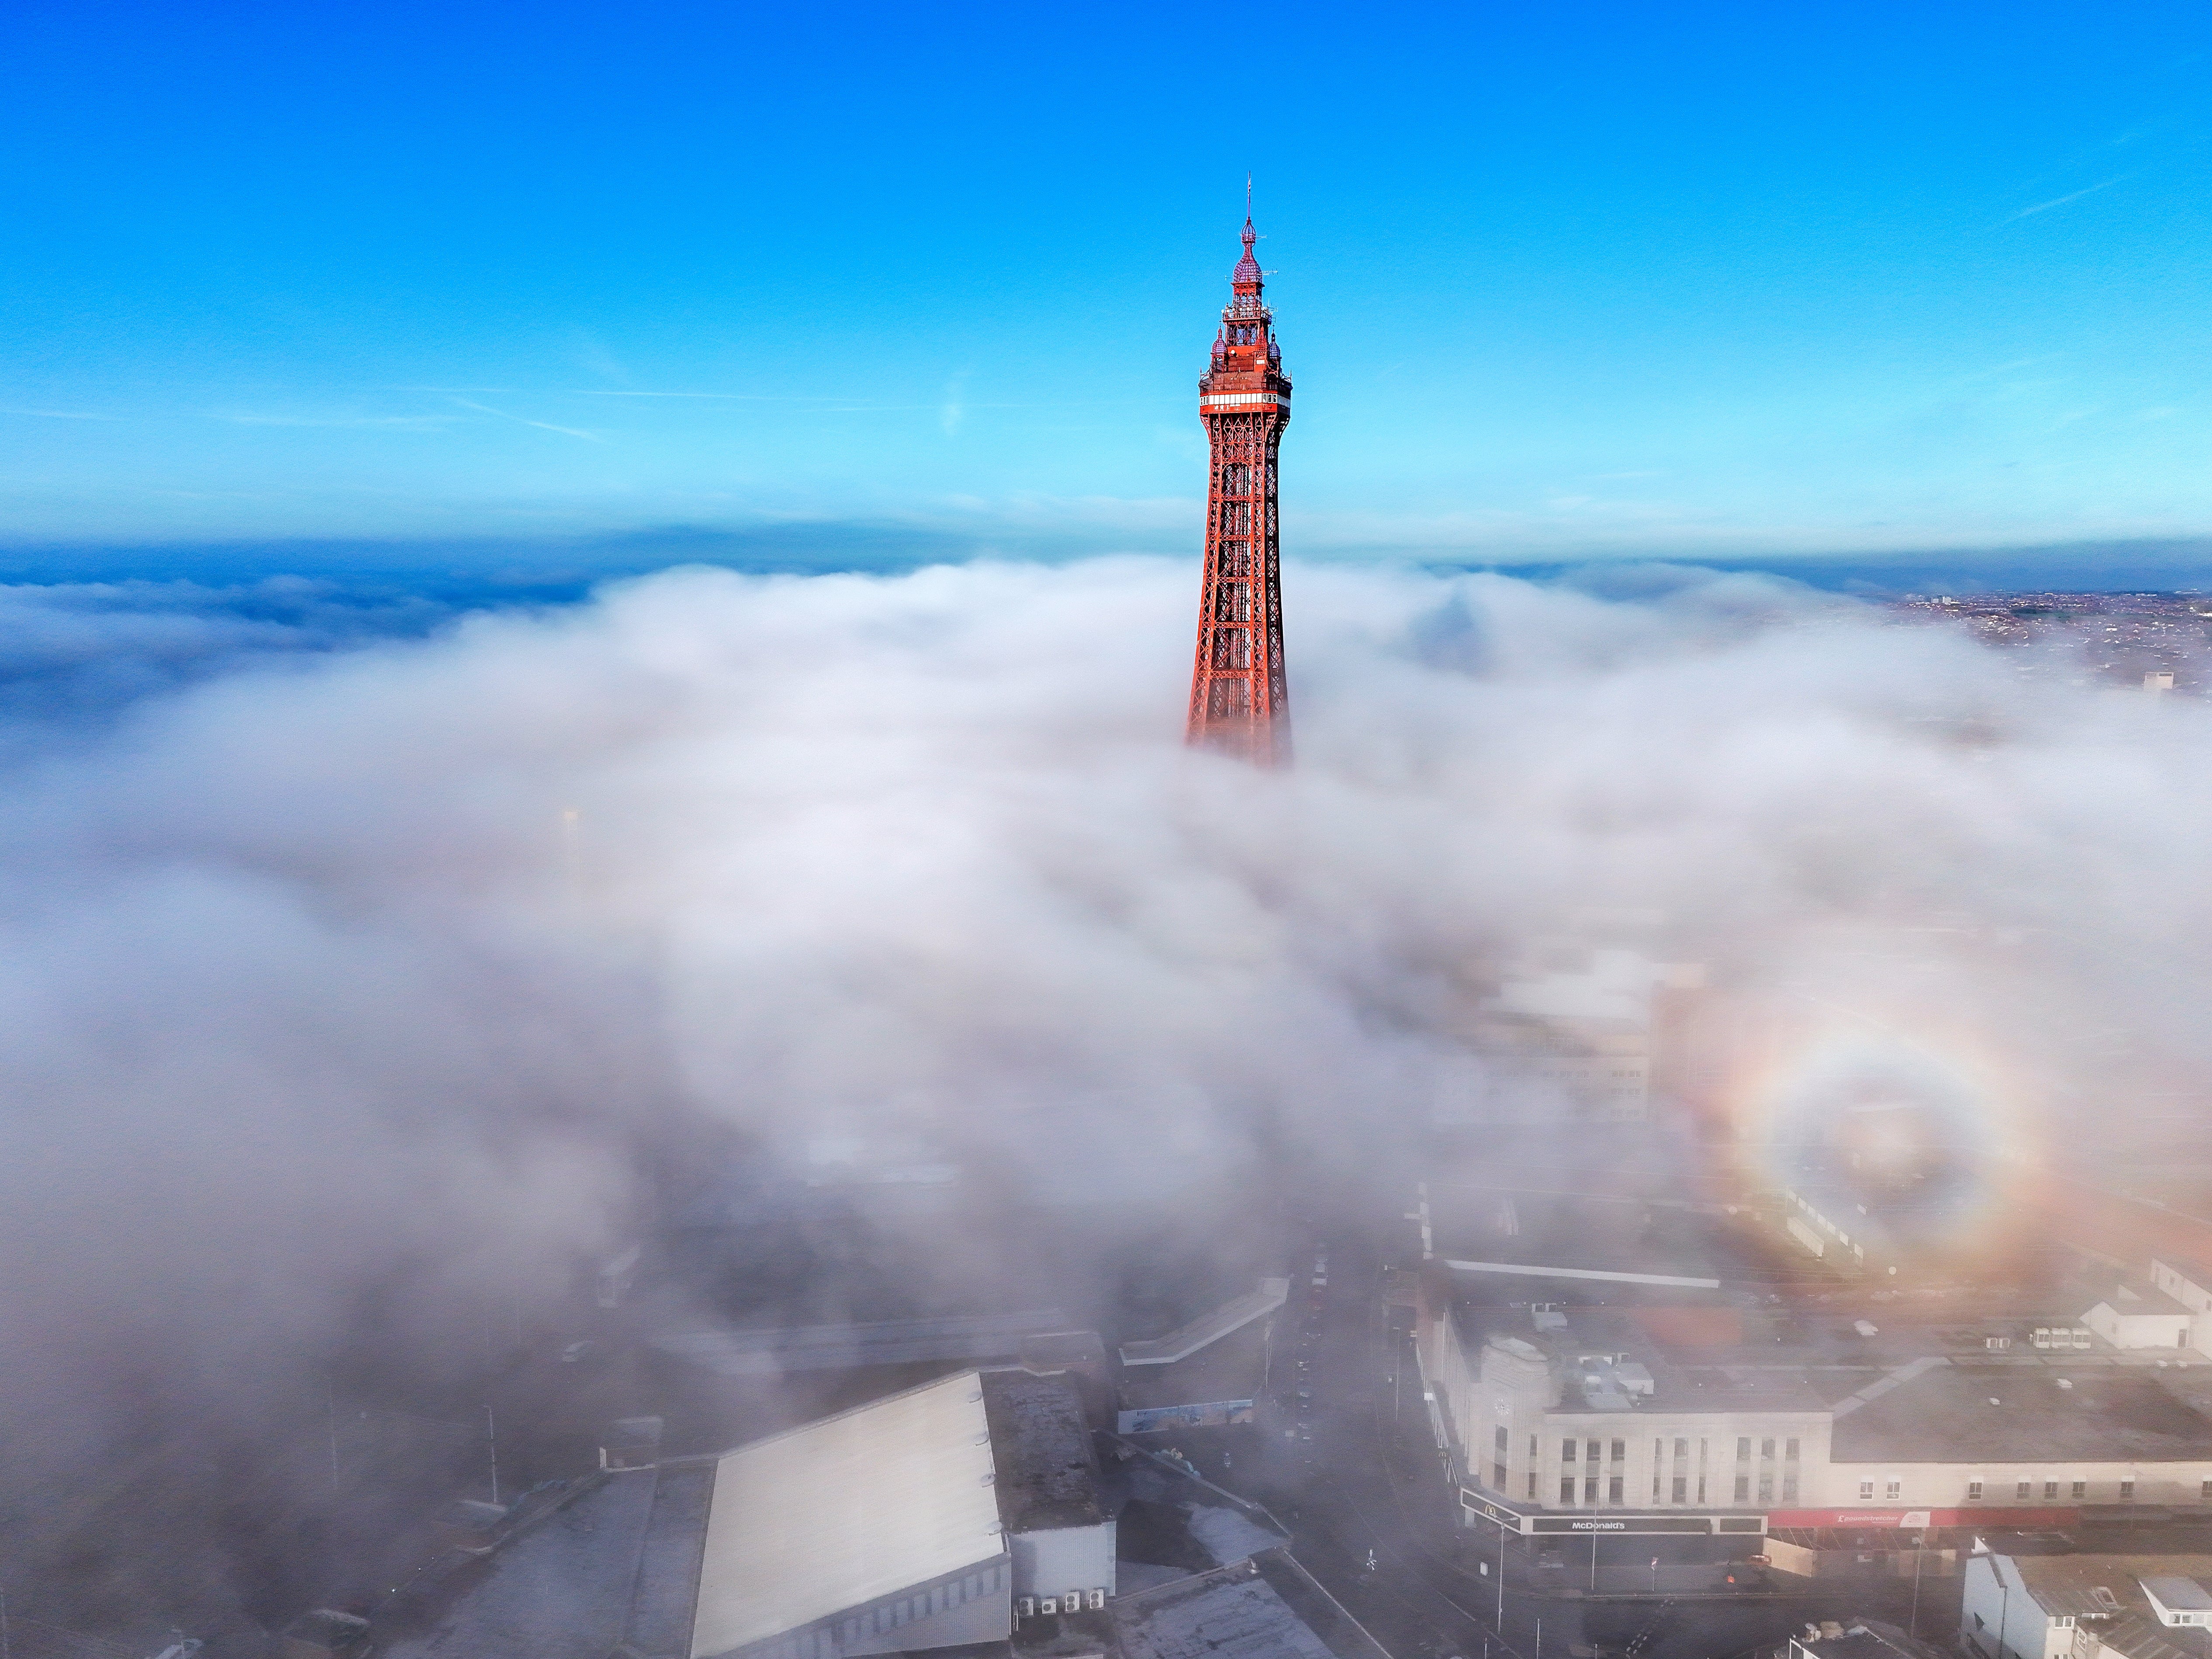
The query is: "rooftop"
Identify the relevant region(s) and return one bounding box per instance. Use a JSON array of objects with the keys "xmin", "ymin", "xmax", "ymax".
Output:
[
  {"xmin": 2096, "ymin": 1283, "xmax": 2195, "ymax": 1319},
  {"xmin": 1793, "ymin": 1617, "xmax": 1949, "ymax": 1659},
  {"xmin": 378, "ymin": 1469, "xmax": 662, "ymax": 1659},
  {"xmin": 1427, "ymin": 1185, "xmax": 1754, "ymax": 1290},
  {"xmin": 381, "ymin": 1369, "xmax": 1013, "ymax": 1659},
  {"xmin": 2000, "ymin": 1554, "xmax": 2212, "ymax": 1659},
  {"xmin": 1109, "ymin": 1549, "xmax": 1389, "ymax": 1659},
  {"xmin": 694, "ymin": 1368, "xmax": 1005, "ymax": 1655},
  {"xmin": 1453, "ymin": 1302, "xmax": 1829, "ymax": 1416},
  {"xmin": 1833, "ymin": 1363, "xmax": 2212, "ymax": 1463},
  {"xmin": 983, "ymin": 1370, "xmax": 1105, "ymax": 1534},
  {"xmin": 654, "ymin": 1309, "xmax": 1069, "ymax": 1376},
  {"xmin": 1119, "ymin": 1280, "xmax": 1287, "ymax": 1368}
]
